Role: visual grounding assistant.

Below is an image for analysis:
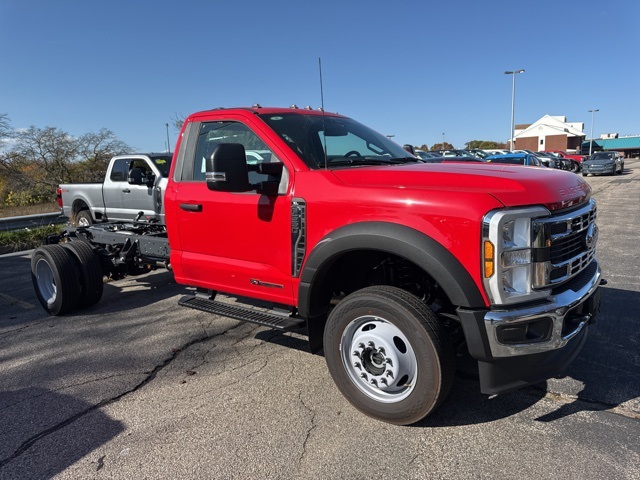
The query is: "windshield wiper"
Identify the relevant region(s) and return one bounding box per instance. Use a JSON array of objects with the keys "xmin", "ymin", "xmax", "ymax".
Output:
[{"xmin": 385, "ymin": 157, "xmax": 421, "ymax": 164}]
